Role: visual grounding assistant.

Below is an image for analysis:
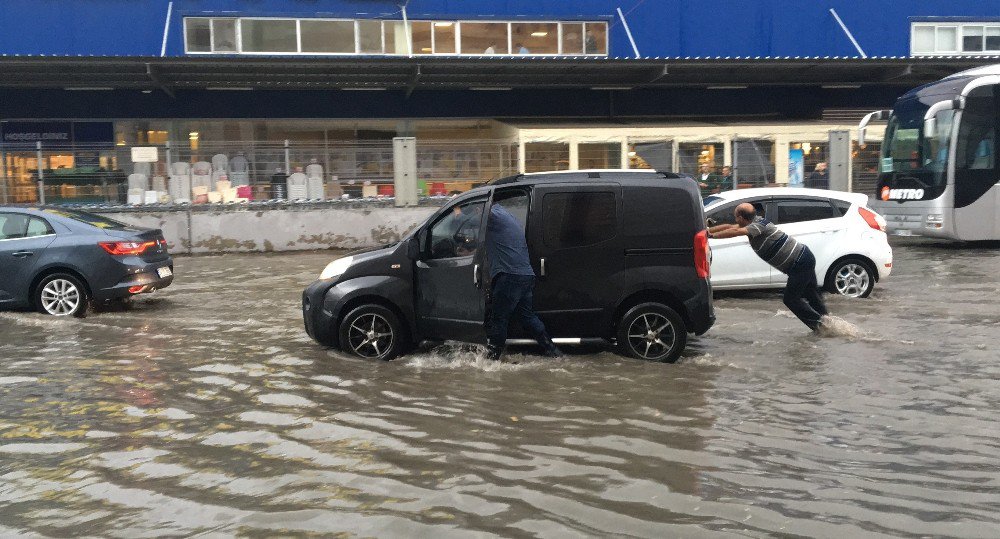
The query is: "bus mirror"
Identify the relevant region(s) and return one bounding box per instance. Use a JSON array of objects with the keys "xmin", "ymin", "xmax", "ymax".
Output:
[
  {"xmin": 858, "ymin": 127, "xmax": 867, "ymax": 146},
  {"xmin": 924, "ymin": 117, "xmax": 937, "ymax": 139}
]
